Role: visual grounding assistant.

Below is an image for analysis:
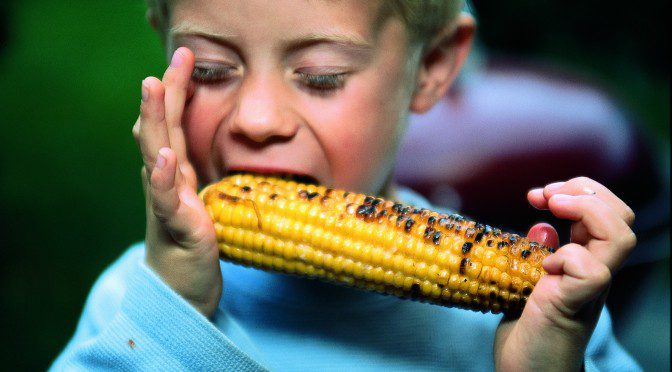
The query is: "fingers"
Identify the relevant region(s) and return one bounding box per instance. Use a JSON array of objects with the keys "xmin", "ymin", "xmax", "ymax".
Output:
[
  {"xmin": 526, "ymin": 222, "xmax": 559, "ymax": 249},
  {"xmin": 537, "ymin": 177, "xmax": 635, "ymax": 226},
  {"xmin": 542, "ymin": 243, "xmax": 612, "ymax": 315},
  {"xmin": 138, "ymin": 77, "xmax": 170, "ymax": 173},
  {"xmin": 148, "ymin": 147, "xmax": 209, "ymax": 248},
  {"xmin": 162, "ymin": 47, "xmax": 195, "ymax": 171},
  {"xmin": 548, "ymin": 194, "xmax": 636, "ymax": 272}
]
